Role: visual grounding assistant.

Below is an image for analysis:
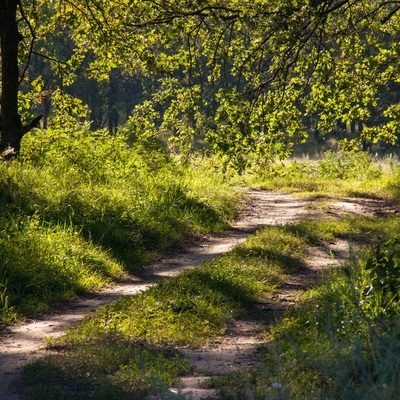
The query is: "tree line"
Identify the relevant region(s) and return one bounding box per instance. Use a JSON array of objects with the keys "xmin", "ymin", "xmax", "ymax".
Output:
[{"xmin": 1, "ymin": 0, "xmax": 400, "ymax": 168}]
